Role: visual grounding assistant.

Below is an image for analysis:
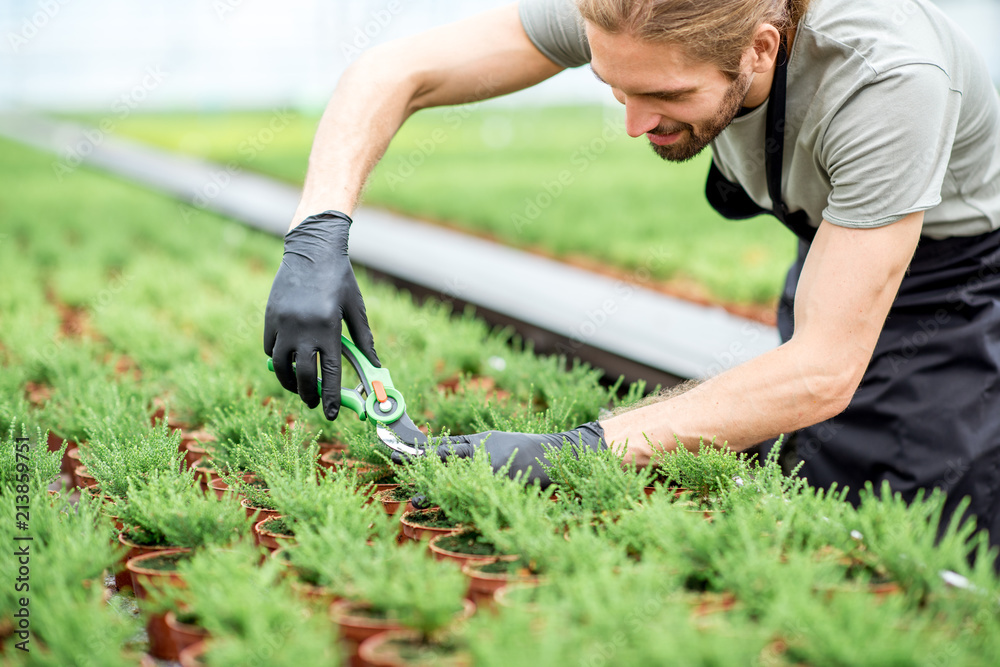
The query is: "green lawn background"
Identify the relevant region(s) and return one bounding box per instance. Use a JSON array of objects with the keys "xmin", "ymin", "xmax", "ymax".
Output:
[{"xmin": 88, "ymin": 105, "xmax": 796, "ymax": 307}]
